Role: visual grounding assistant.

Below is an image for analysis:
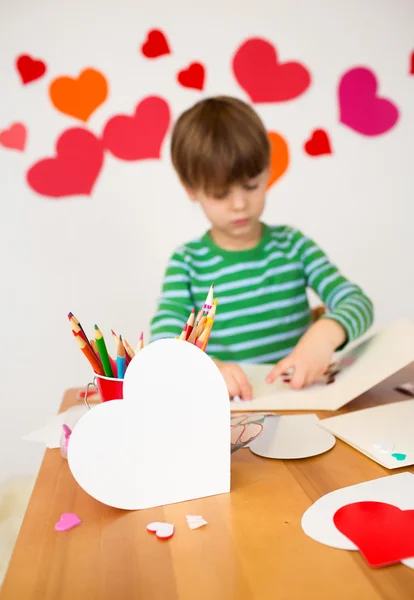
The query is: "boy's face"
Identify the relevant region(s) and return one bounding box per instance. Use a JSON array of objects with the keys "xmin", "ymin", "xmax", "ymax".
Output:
[{"xmin": 187, "ymin": 169, "xmax": 269, "ymax": 241}]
